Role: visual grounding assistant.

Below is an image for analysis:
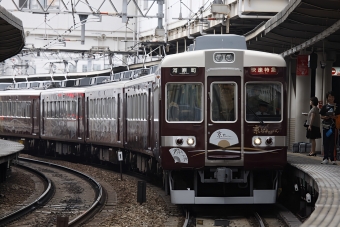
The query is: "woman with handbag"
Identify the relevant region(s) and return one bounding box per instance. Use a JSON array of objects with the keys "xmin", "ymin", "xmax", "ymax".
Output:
[
  {"xmin": 305, "ymin": 97, "xmax": 321, "ymax": 156},
  {"xmin": 320, "ymin": 91, "xmax": 340, "ymax": 164}
]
